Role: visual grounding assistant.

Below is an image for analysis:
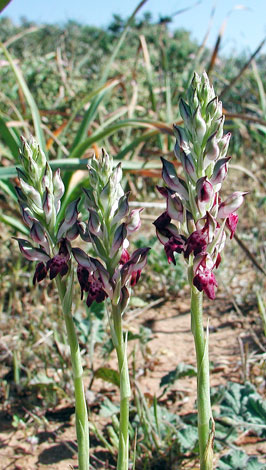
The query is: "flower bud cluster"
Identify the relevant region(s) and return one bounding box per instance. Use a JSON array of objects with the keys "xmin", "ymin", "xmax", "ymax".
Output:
[
  {"xmin": 154, "ymin": 72, "xmax": 247, "ymax": 299},
  {"xmin": 15, "ymin": 137, "xmax": 83, "ymax": 285},
  {"xmin": 73, "ymin": 150, "xmax": 150, "ymax": 310},
  {"xmin": 16, "ymin": 136, "xmax": 64, "ymax": 229}
]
